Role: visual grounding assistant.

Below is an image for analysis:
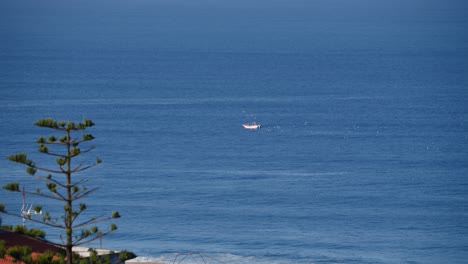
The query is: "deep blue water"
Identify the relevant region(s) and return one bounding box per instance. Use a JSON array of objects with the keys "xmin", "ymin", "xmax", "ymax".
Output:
[{"xmin": 1, "ymin": 0, "xmax": 468, "ymax": 263}]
